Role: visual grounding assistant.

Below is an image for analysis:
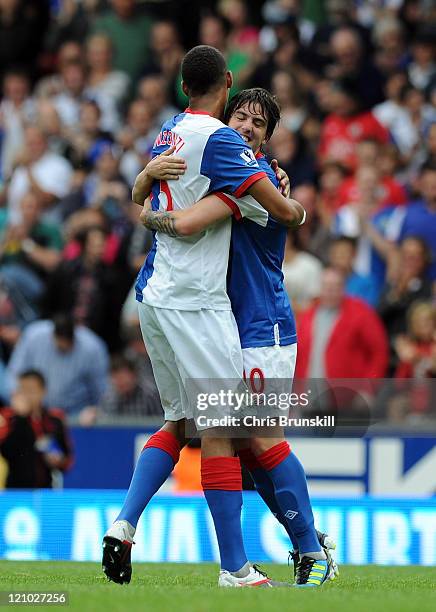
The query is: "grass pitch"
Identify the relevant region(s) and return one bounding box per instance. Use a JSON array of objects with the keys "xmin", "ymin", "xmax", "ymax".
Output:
[{"xmin": 0, "ymin": 561, "xmax": 435, "ymax": 612}]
